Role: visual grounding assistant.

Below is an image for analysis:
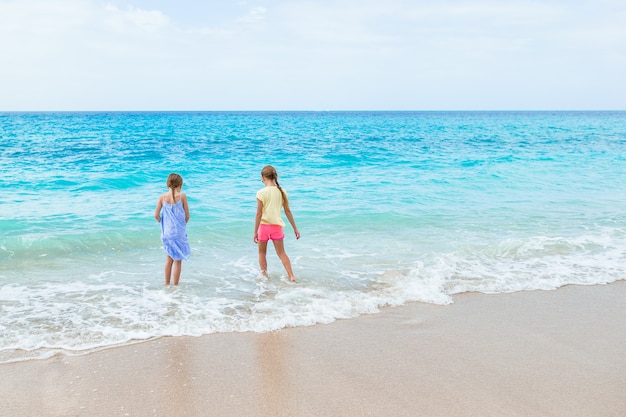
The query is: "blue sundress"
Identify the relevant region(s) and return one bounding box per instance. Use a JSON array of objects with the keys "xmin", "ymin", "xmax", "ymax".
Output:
[{"xmin": 160, "ymin": 199, "xmax": 191, "ymax": 261}]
